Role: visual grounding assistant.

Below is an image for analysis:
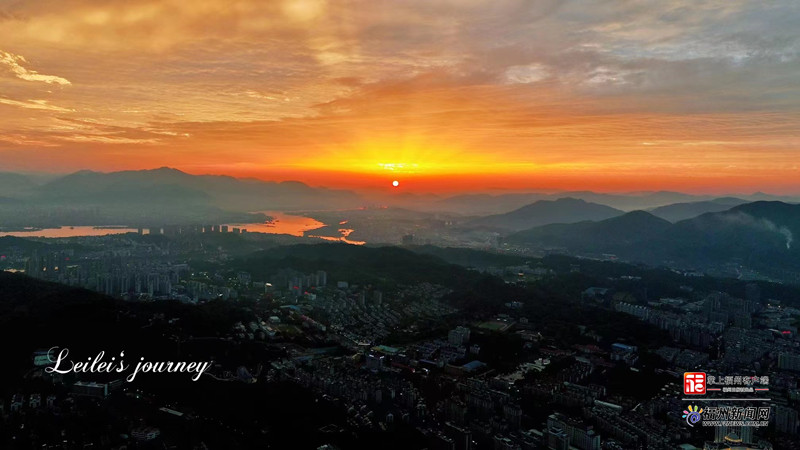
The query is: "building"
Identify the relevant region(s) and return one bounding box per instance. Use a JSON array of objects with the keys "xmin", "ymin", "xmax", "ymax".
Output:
[
  {"xmin": 32, "ymin": 349, "xmax": 54, "ymax": 367},
  {"xmin": 72, "ymin": 381, "xmax": 109, "ymax": 398},
  {"xmin": 131, "ymin": 427, "xmax": 161, "ymax": 441},
  {"xmin": 445, "ymin": 422, "xmax": 472, "ymax": 450},
  {"xmin": 714, "ymin": 425, "xmax": 753, "ymax": 446},
  {"xmin": 775, "ymin": 405, "xmax": 799, "ymax": 435},
  {"xmin": 610, "ymin": 343, "xmax": 638, "ymax": 366},
  {"xmin": 366, "ymin": 353, "xmax": 384, "ymax": 372},
  {"xmin": 547, "ymin": 413, "xmax": 601, "ymax": 450},
  {"xmin": 582, "ymin": 287, "xmax": 609, "ymax": 301},
  {"xmin": 778, "ymin": 353, "xmax": 800, "ymax": 372},
  {"xmin": 547, "ymin": 427, "xmax": 569, "ymax": 450},
  {"xmin": 449, "ymin": 326, "xmax": 471, "ymax": 346}
]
